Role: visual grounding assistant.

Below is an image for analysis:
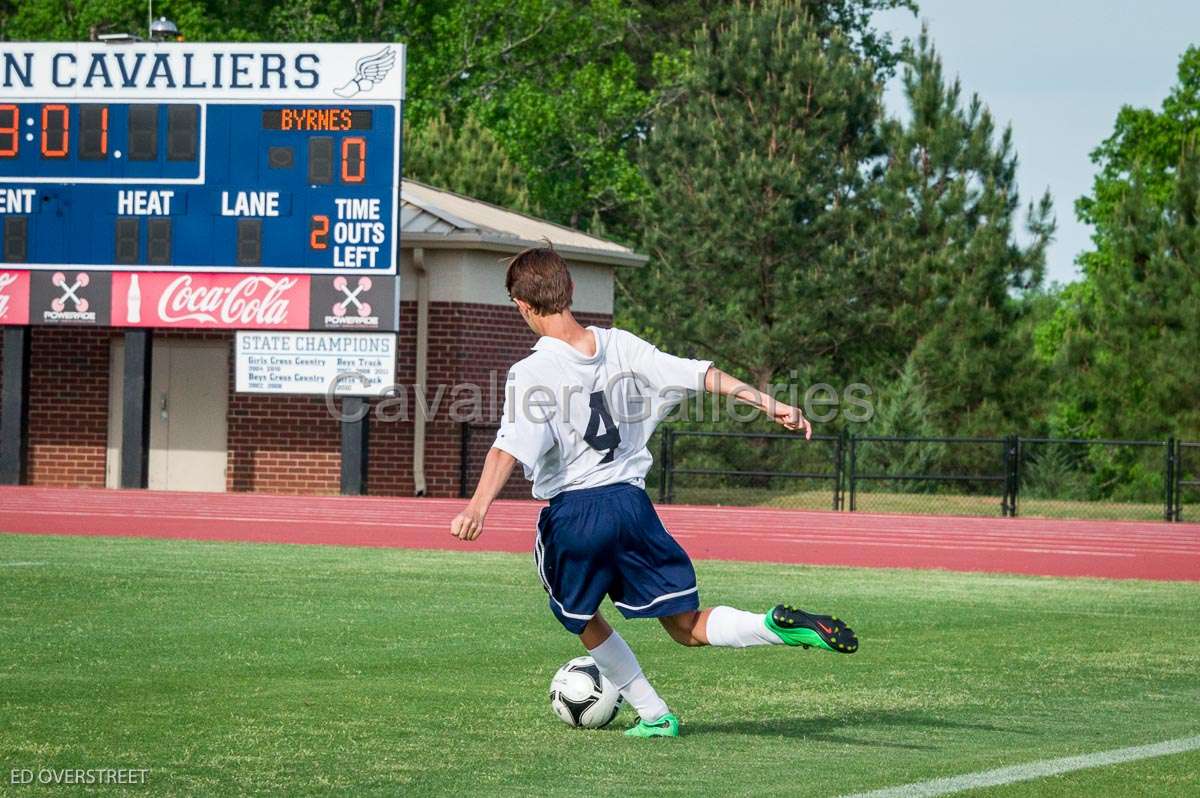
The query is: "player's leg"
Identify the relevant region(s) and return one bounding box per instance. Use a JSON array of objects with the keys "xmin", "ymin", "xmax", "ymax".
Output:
[
  {"xmin": 579, "ymin": 611, "xmax": 677, "ymax": 737},
  {"xmin": 661, "ymin": 605, "xmax": 858, "ymax": 653},
  {"xmin": 536, "ymin": 491, "xmax": 678, "ymax": 738},
  {"xmin": 608, "ymin": 487, "xmax": 858, "ymax": 653},
  {"xmin": 657, "ymin": 609, "xmax": 711, "ymax": 646}
]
